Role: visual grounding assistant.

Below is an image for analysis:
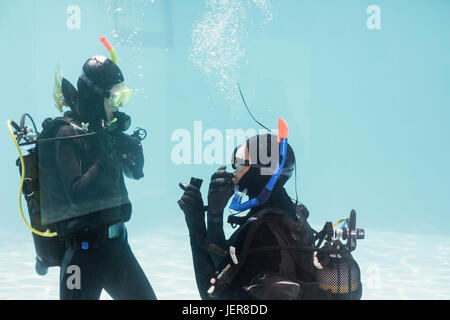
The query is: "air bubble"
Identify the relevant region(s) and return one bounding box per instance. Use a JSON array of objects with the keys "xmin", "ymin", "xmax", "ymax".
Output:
[{"xmin": 189, "ymin": 0, "xmax": 276, "ymax": 100}]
